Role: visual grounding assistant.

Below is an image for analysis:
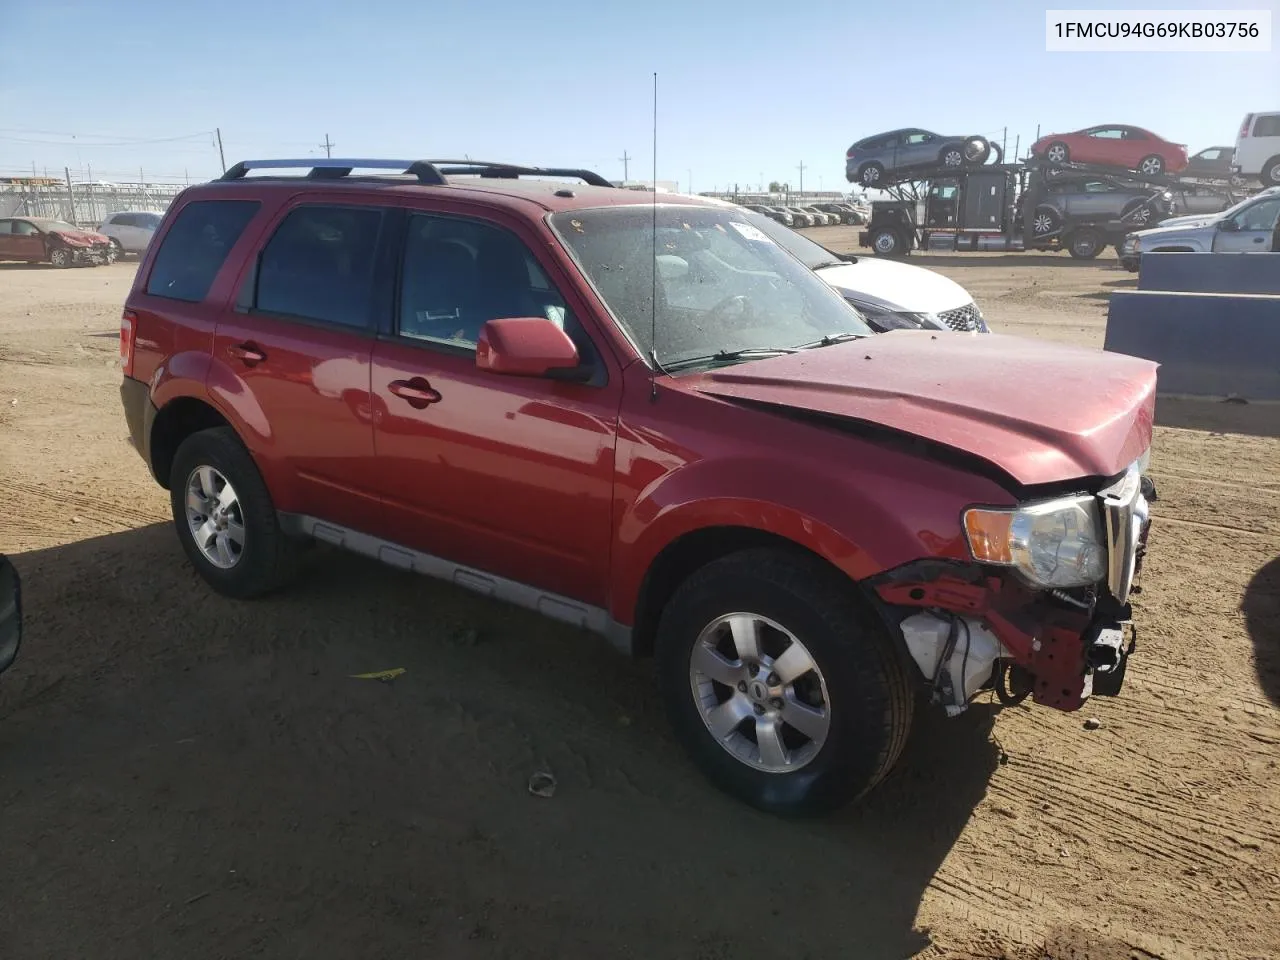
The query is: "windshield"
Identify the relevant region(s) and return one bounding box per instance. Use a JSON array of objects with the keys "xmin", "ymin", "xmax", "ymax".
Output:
[
  {"xmin": 550, "ymin": 205, "xmax": 871, "ymax": 370},
  {"xmin": 736, "ymin": 210, "xmax": 843, "ymax": 269},
  {"xmin": 36, "ymin": 220, "xmax": 79, "ymax": 233}
]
